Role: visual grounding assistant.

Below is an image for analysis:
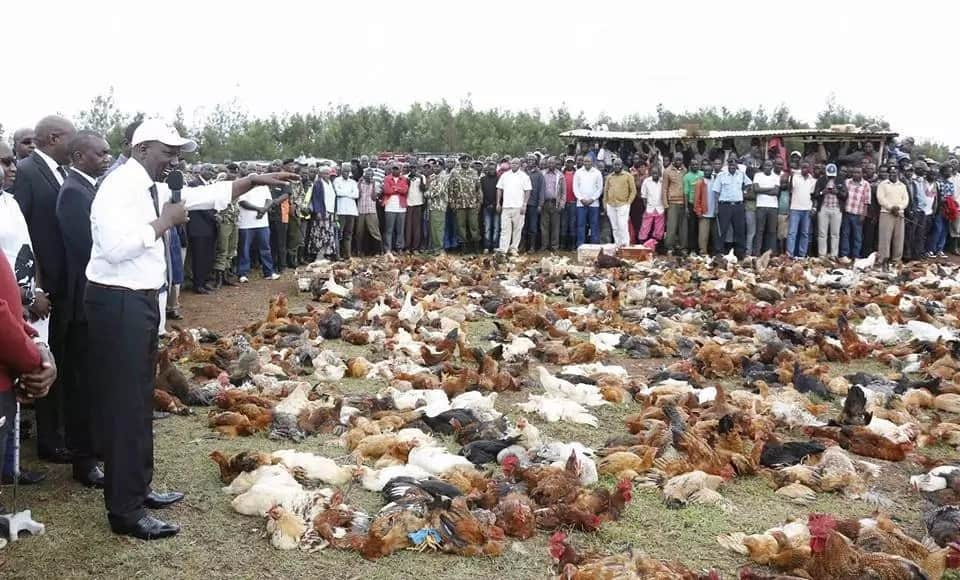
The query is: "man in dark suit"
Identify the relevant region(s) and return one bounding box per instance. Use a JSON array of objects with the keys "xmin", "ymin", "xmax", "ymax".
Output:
[
  {"xmin": 13, "ymin": 115, "xmax": 76, "ymax": 464},
  {"xmin": 56, "ymin": 131, "xmax": 111, "ymax": 487}
]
